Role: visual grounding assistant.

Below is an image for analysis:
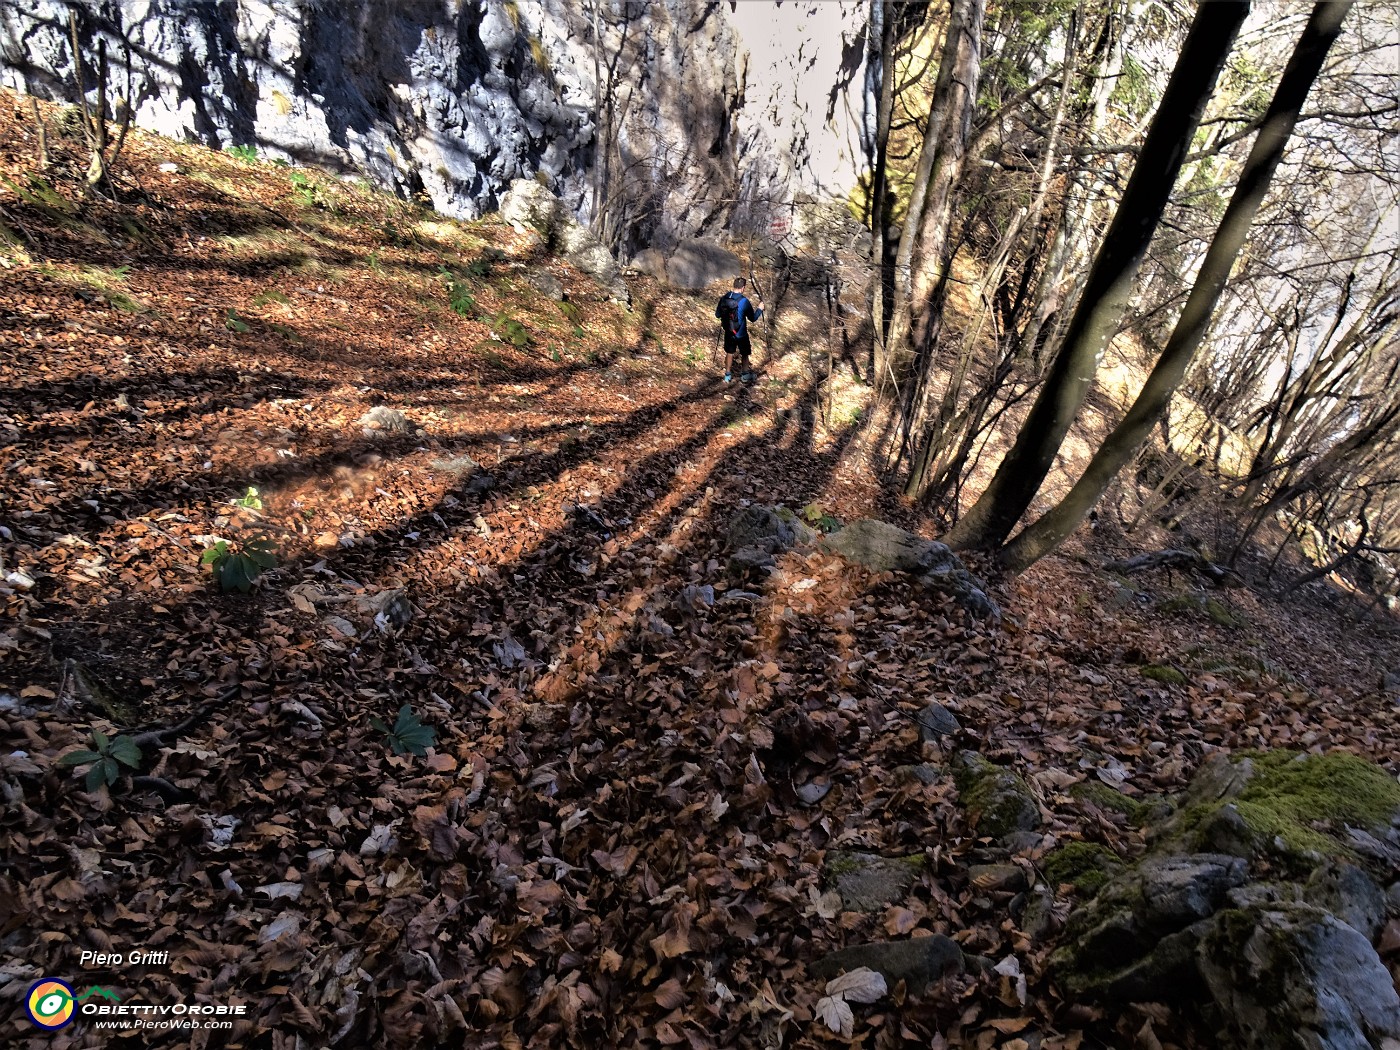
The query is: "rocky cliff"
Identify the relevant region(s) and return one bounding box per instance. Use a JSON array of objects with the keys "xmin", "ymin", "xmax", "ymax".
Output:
[{"xmin": 0, "ymin": 0, "xmax": 876, "ymax": 255}]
